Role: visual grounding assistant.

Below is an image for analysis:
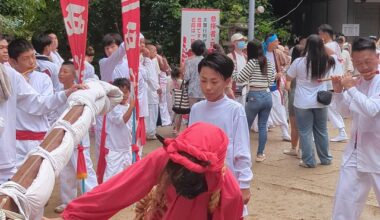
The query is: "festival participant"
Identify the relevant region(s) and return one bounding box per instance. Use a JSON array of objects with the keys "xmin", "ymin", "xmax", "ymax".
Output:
[
  {"xmin": 227, "ymin": 33, "xmax": 248, "ymax": 104},
  {"xmin": 332, "ymin": 37, "xmax": 380, "ymax": 220},
  {"xmin": 283, "ymin": 45, "xmax": 304, "ymax": 158},
  {"xmin": 232, "ymin": 39, "xmax": 275, "ymax": 162},
  {"xmin": 8, "ymin": 38, "xmax": 55, "ymax": 167},
  {"xmin": 54, "ymin": 61, "xmax": 98, "ymax": 213},
  {"xmin": 45, "ymin": 123, "xmax": 243, "ymax": 220},
  {"xmin": 103, "ymin": 78, "xmax": 135, "ymax": 181},
  {"xmin": 169, "ymin": 67, "xmax": 184, "ymax": 135},
  {"xmin": 286, "ymin": 34, "xmax": 339, "ymax": 168},
  {"xmin": 189, "ymin": 53, "xmax": 253, "ymax": 216},
  {"xmin": 0, "ymin": 34, "xmax": 10, "ymax": 65},
  {"xmin": 263, "ymin": 33, "xmax": 291, "ymax": 141},
  {"xmin": 318, "ymin": 24, "xmax": 348, "ymax": 142},
  {"xmin": 145, "ymin": 44, "xmax": 161, "ymax": 139},
  {"xmin": 336, "ymin": 37, "xmax": 354, "ymax": 75},
  {"xmin": 184, "ymin": 40, "xmax": 206, "ymax": 108},
  {"xmin": 83, "ymin": 45, "xmax": 99, "ymax": 80},
  {"xmin": 0, "ymin": 61, "xmax": 84, "ymax": 184},
  {"xmin": 46, "ymin": 31, "xmax": 64, "ymax": 66},
  {"xmin": 32, "ymin": 32, "xmax": 62, "ymax": 92}
]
